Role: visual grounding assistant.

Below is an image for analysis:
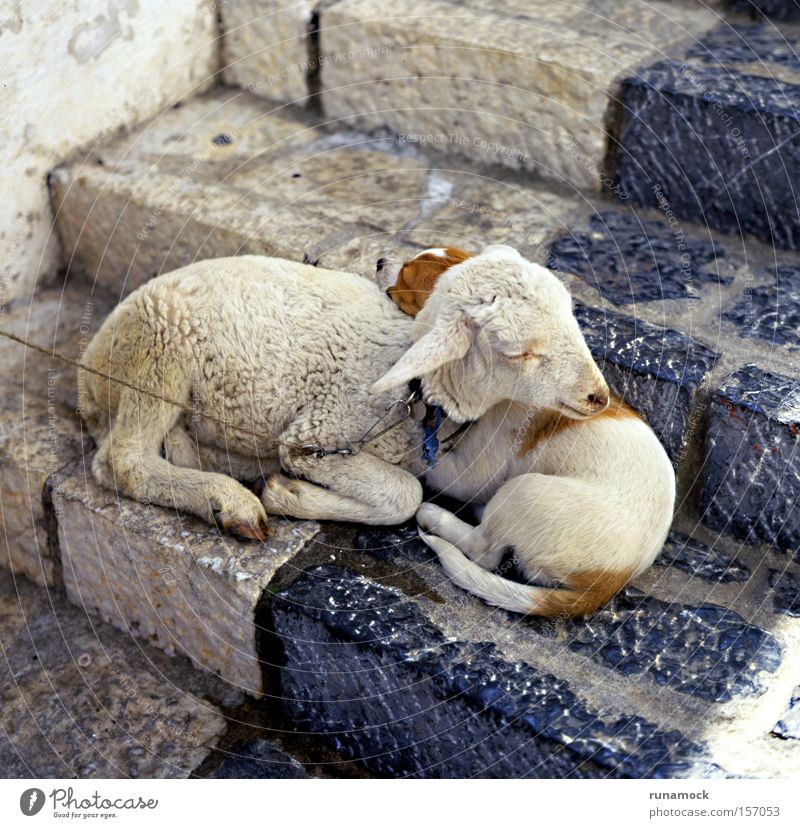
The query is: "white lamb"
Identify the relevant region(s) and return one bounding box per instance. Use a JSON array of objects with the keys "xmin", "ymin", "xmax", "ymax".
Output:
[{"xmin": 79, "ymin": 245, "xmax": 608, "ymax": 543}]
